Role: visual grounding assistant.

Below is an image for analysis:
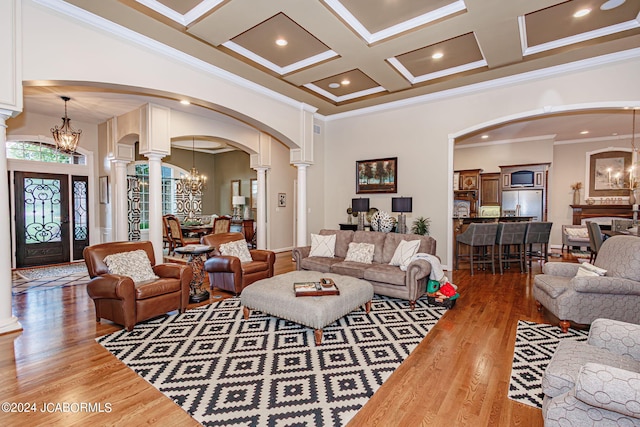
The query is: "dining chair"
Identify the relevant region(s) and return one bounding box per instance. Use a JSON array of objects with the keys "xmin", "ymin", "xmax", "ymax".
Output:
[
  {"xmin": 455, "ymin": 222, "xmax": 499, "ymax": 275},
  {"xmin": 495, "ymin": 222, "xmax": 528, "ymax": 274},
  {"xmin": 524, "ymin": 222, "xmax": 553, "ymax": 272},
  {"xmin": 586, "ymin": 221, "xmax": 604, "ymax": 263},
  {"xmin": 165, "ymin": 214, "xmax": 199, "ymax": 255},
  {"xmin": 213, "ymin": 216, "xmax": 232, "ymax": 234},
  {"xmin": 242, "ymin": 219, "xmax": 256, "ymax": 248},
  {"xmin": 162, "ymin": 214, "xmax": 174, "ymax": 254}
]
